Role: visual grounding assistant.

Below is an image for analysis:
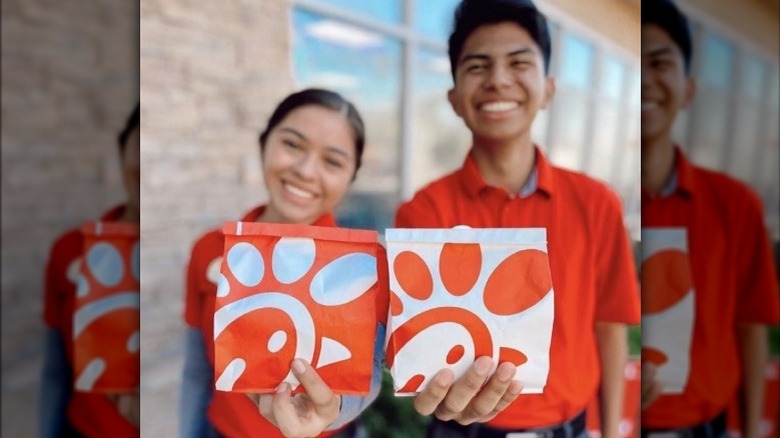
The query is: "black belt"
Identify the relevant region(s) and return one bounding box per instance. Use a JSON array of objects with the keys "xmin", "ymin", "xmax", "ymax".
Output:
[
  {"xmin": 427, "ymin": 410, "xmax": 587, "ymax": 438},
  {"xmin": 641, "ymin": 411, "xmax": 727, "ymax": 438}
]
